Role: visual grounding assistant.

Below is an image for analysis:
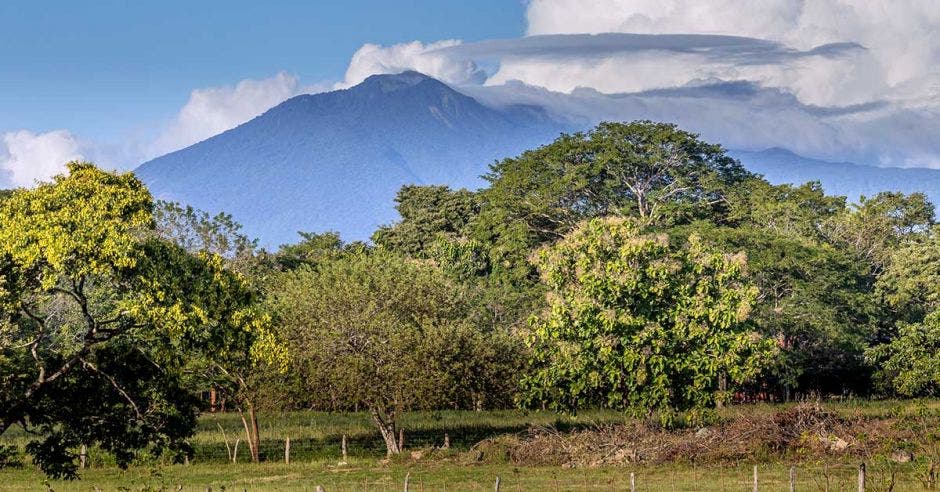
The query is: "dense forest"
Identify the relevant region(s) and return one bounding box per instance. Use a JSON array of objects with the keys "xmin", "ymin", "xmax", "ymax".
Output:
[{"xmin": 1, "ymin": 121, "xmax": 938, "ymax": 476}]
